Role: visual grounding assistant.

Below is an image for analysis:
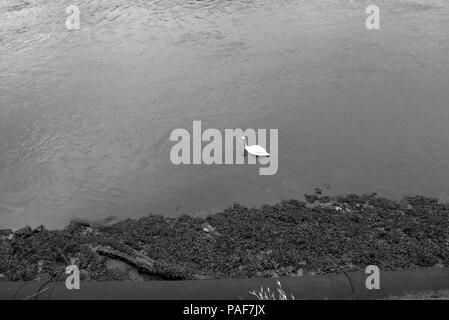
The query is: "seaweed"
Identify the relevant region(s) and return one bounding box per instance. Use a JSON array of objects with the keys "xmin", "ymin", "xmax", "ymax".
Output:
[{"xmin": 1, "ymin": 193, "xmax": 448, "ymax": 281}]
